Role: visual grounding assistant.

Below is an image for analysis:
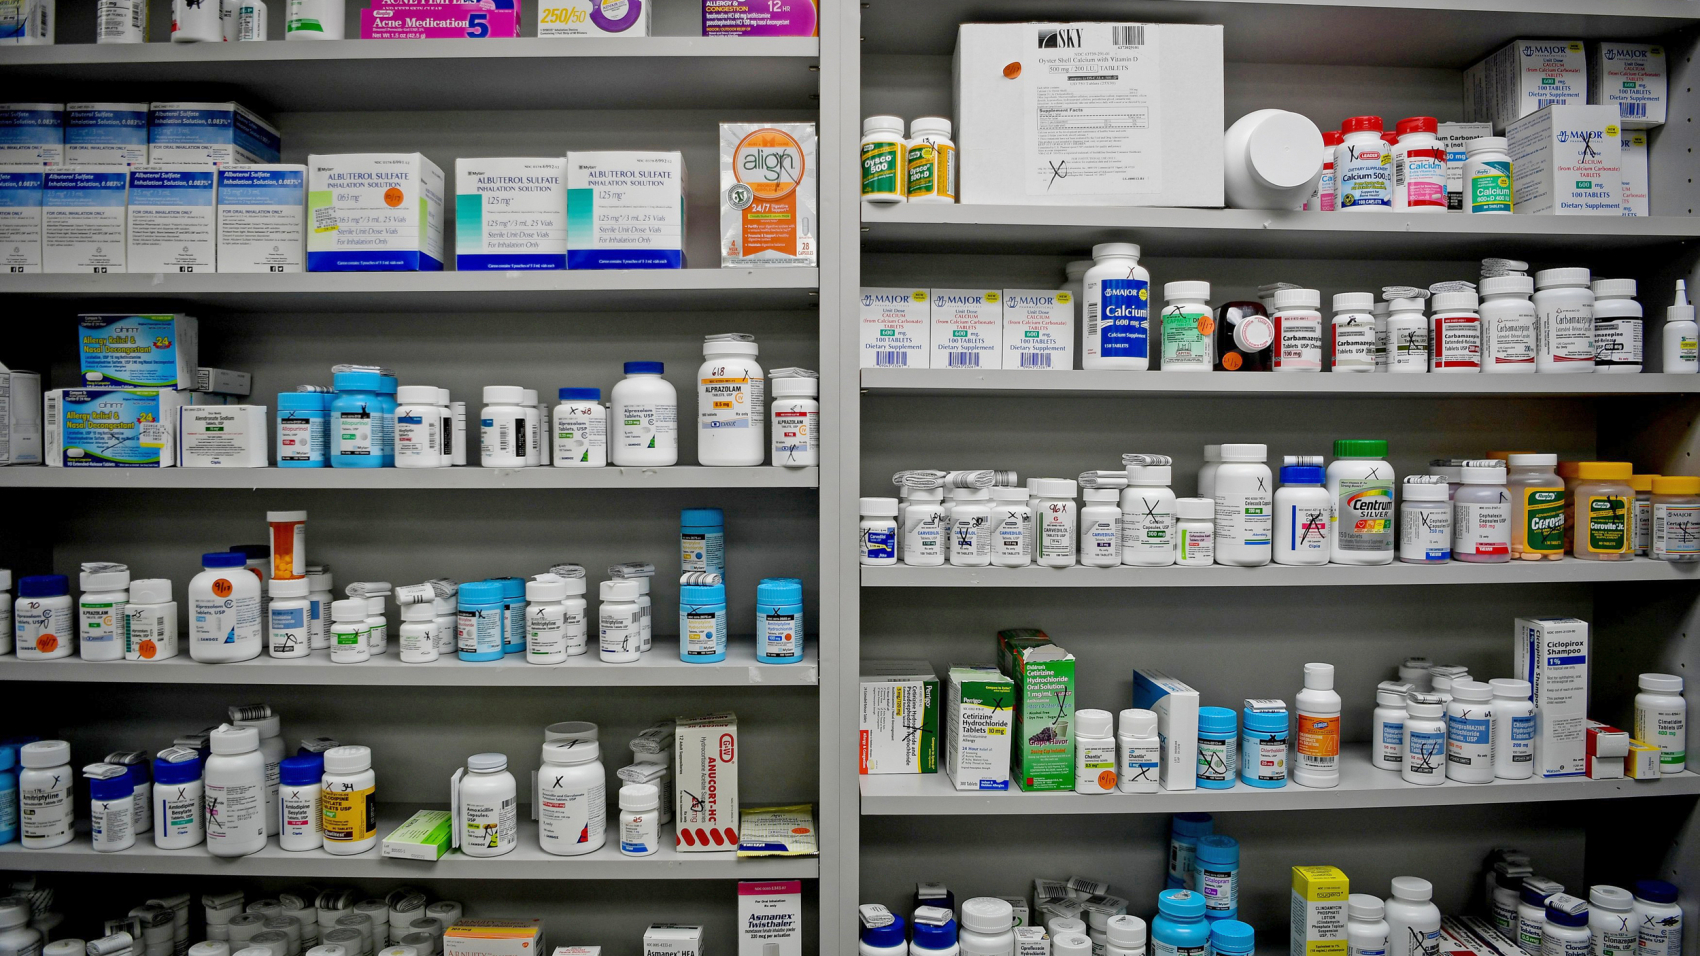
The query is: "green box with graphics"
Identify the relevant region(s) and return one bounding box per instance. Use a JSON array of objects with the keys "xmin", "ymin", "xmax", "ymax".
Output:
[{"xmin": 1006, "ymin": 640, "xmax": 1075, "ymax": 792}]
